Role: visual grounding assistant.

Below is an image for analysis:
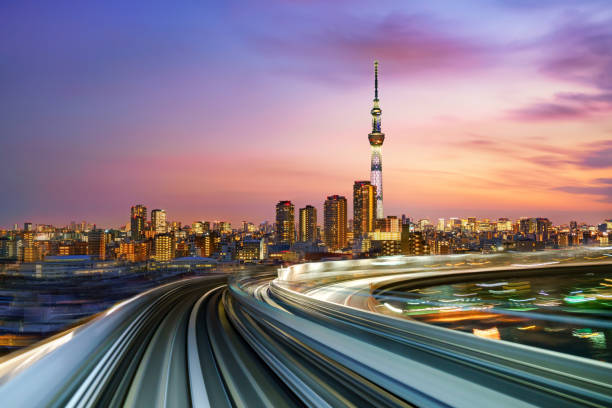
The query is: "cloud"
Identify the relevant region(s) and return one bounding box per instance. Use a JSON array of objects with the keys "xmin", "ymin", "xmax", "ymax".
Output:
[
  {"xmin": 576, "ymin": 140, "xmax": 612, "ymax": 168},
  {"xmin": 540, "ymin": 18, "xmax": 612, "ymax": 90},
  {"xmin": 508, "ymin": 92, "xmax": 612, "ymax": 121},
  {"xmin": 456, "ymin": 136, "xmax": 612, "ymax": 170},
  {"xmin": 247, "ymin": 12, "xmax": 493, "ymax": 83},
  {"xmin": 553, "ymin": 183, "xmax": 612, "ymax": 202},
  {"xmin": 507, "ymin": 16, "xmax": 612, "ymax": 121}
]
